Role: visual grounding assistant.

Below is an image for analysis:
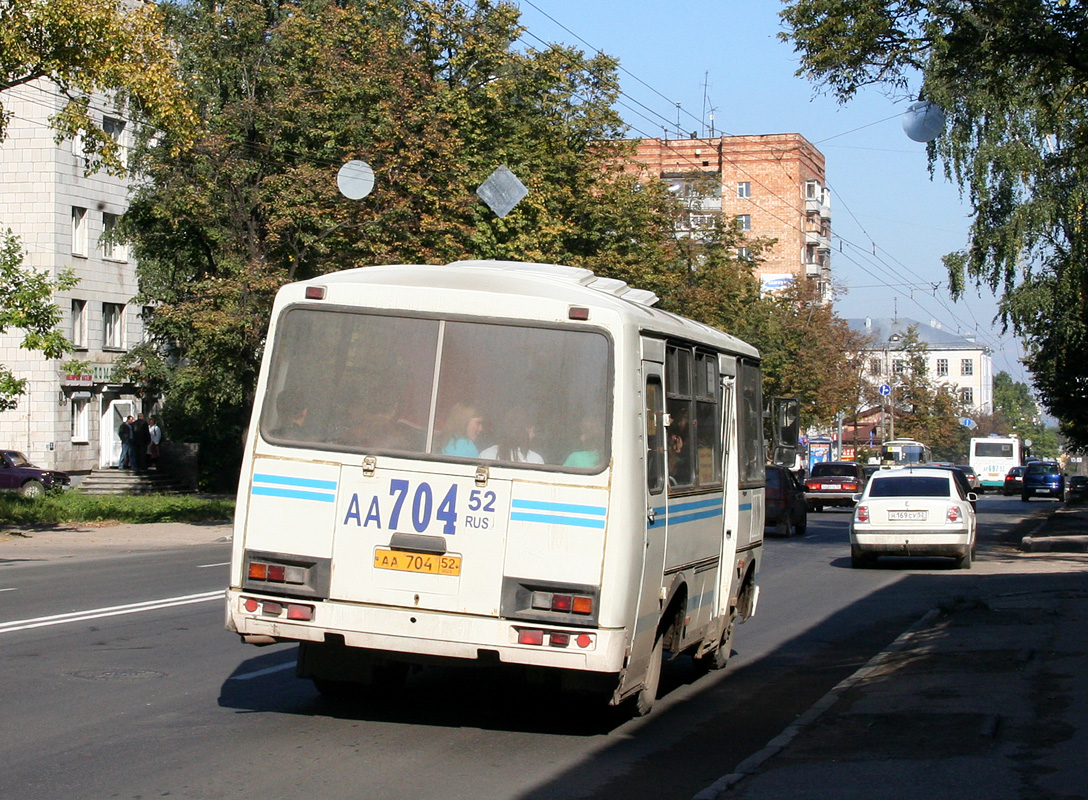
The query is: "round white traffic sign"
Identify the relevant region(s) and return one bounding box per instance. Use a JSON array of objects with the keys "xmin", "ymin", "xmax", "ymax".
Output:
[{"xmin": 337, "ymin": 160, "xmax": 375, "ymax": 200}]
